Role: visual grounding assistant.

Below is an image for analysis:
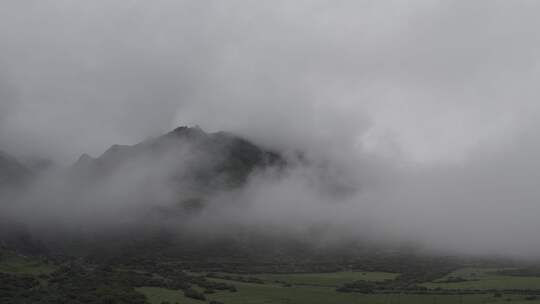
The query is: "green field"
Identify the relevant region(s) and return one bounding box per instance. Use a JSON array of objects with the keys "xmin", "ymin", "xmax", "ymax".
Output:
[
  {"xmin": 138, "ymin": 282, "xmax": 540, "ymax": 304},
  {"xmin": 5, "ymin": 249, "xmax": 540, "ymax": 304},
  {"xmin": 433, "ymin": 268, "xmax": 514, "ymax": 282},
  {"xmin": 423, "ymin": 267, "xmax": 540, "ymax": 290},
  {"xmin": 0, "ymin": 251, "xmax": 56, "ymax": 275},
  {"xmin": 138, "ymin": 270, "xmax": 540, "ymax": 304},
  {"xmin": 202, "ymin": 270, "xmax": 399, "ymax": 287},
  {"xmin": 252, "ymin": 271, "xmax": 399, "ymax": 286},
  {"xmin": 136, "ymin": 287, "xmax": 203, "ymax": 304}
]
